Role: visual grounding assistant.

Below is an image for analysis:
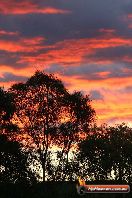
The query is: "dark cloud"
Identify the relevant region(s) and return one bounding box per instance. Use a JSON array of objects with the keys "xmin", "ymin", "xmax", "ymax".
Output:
[
  {"xmin": 91, "ymin": 46, "xmax": 132, "ymax": 60},
  {"xmin": 0, "ymin": 51, "xmax": 27, "ymax": 68},
  {"xmin": 46, "ymin": 63, "xmax": 105, "ymax": 79},
  {"xmin": 89, "ymin": 90, "xmax": 104, "ymax": 100},
  {"xmin": 120, "ymin": 86, "xmax": 132, "ymax": 93},
  {"xmin": 0, "ymin": 0, "xmax": 130, "ymax": 75},
  {"xmin": 0, "ymin": 0, "xmax": 129, "ymax": 44},
  {"xmin": 46, "ymin": 63, "xmax": 132, "ymax": 81},
  {"xmin": 0, "ymin": 72, "xmax": 28, "ymax": 82}
]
